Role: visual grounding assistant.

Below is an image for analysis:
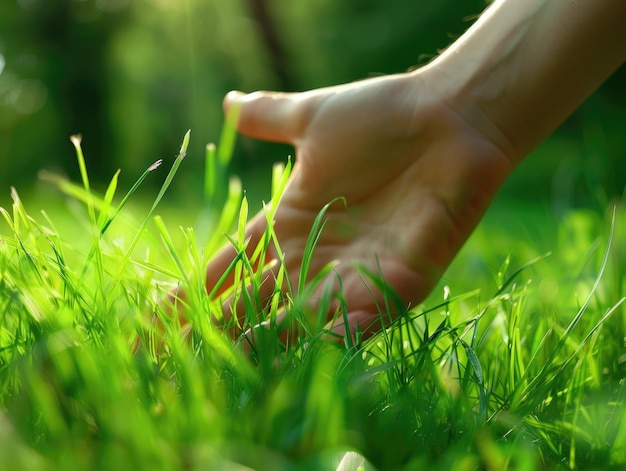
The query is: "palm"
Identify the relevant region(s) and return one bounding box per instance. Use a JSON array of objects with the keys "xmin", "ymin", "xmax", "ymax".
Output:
[{"xmin": 206, "ymin": 72, "xmax": 512, "ymax": 341}]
